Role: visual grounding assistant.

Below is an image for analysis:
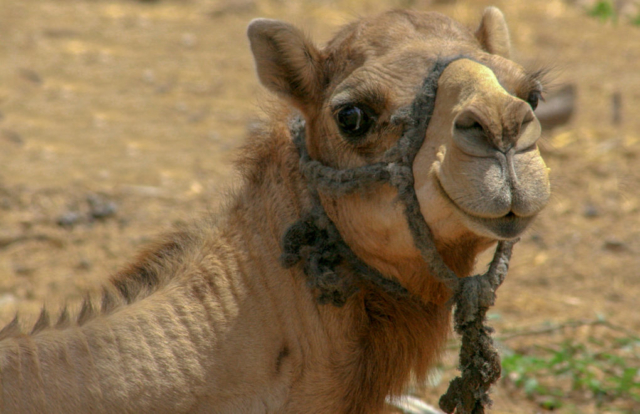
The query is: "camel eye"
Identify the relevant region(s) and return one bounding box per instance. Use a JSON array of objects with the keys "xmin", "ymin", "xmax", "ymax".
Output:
[
  {"xmin": 336, "ymin": 105, "xmax": 375, "ymax": 139},
  {"xmin": 527, "ymin": 90, "xmax": 542, "ymax": 111}
]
